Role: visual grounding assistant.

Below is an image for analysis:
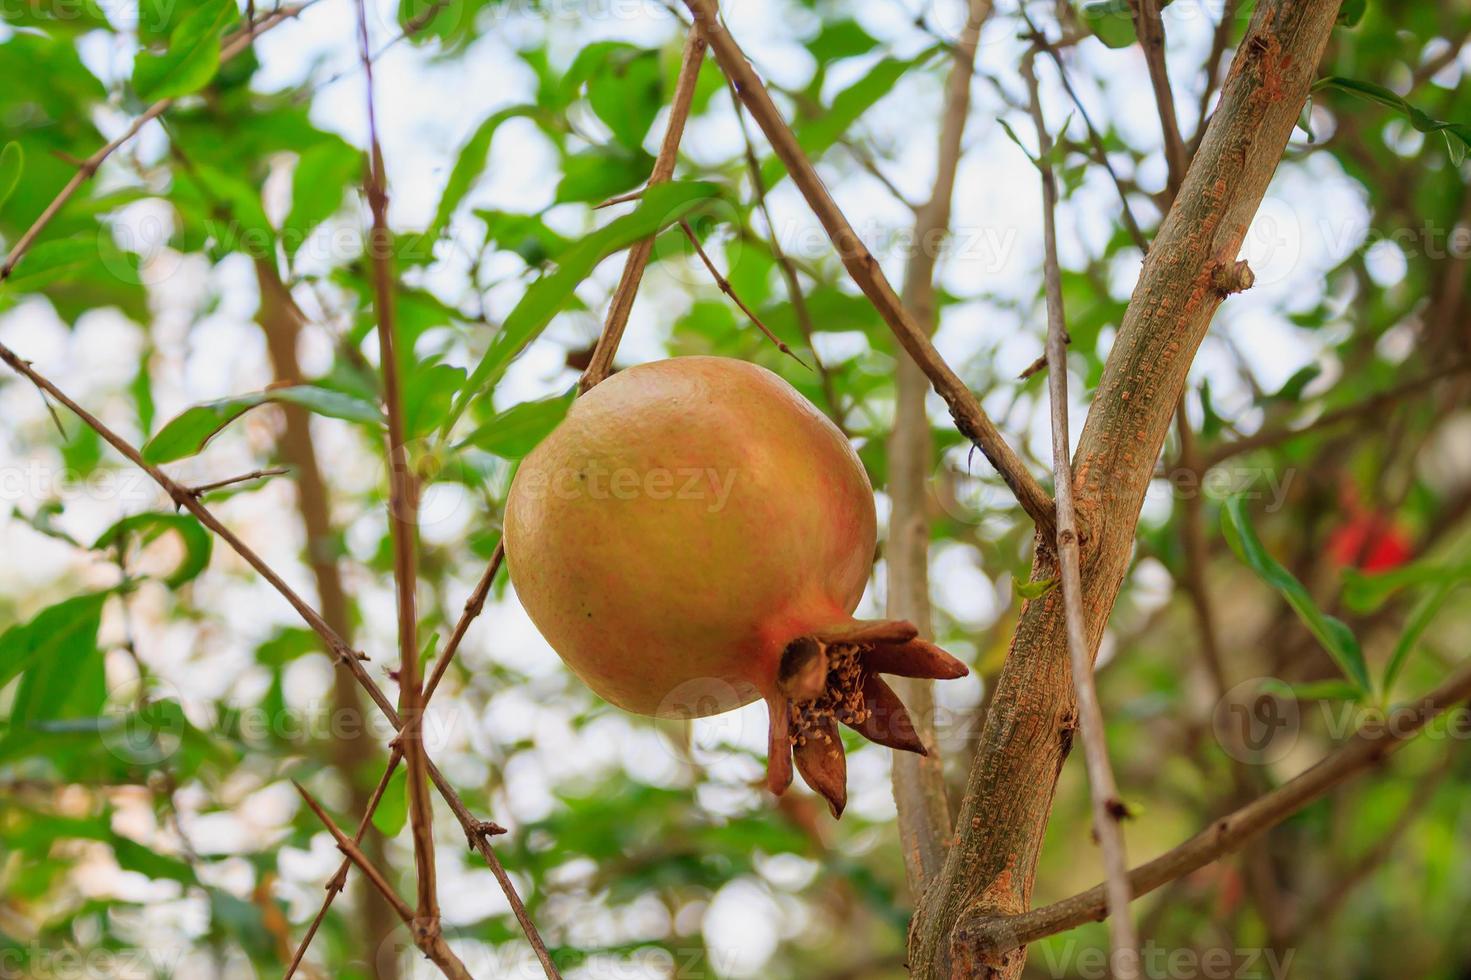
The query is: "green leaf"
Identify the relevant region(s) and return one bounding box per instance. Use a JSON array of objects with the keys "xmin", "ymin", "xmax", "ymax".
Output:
[
  {"xmin": 0, "ymin": 592, "xmax": 109, "ymax": 693},
  {"xmin": 93, "ymin": 513, "xmax": 213, "ymax": 588},
  {"xmin": 0, "ymin": 142, "xmax": 22, "ymax": 214},
  {"xmin": 143, "ymin": 385, "xmax": 384, "ymax": 464},
  {"xmin": 1314, "ymin": 76, "xmax": 1471, "ymax": 164},
  {"xmin": 1269, "ymin": 364, "xmax": 1321, "ymax": 402},
  {"xmin": 1337, "ymin": 0, "xmax": 1367, "ymax": 26},
  {"xmin": 460, "ymin": 387, "xmax": 575, "ymax": 459},
  {"xmin": 1381, "ymin": 580, "xmax": 1456, "ymax": 699},
  {"xmin": 555, "ymin": 146, "xmax": 654, "ymax": 205},
  {"xmin": 588, "ymin": 48, "xmax": 663, "ymax": 151},
  {"xmin": 442, "ymin": 180, "xmax": 720, "ymax": 435},
  {"xmin": 132, "ymin": 0, "xmax": 239, "ymax": 102},
  {"xmin": 0, "ymin": 593, "xmax": 107, "ymax": 760},
  {"xmin": 282, "ymin": 138, "xmax": 362, "ymax": 259},
  {"xmin": 371, "ymin": 767, "xmax": 409, "ymax": 837},
  {"xmin": 760, "ymin": 54, "xmax": 931, "ymax": 189},
  {"xmin": 1014, "ymin": 576, "xmax": 1058, "ymax": 600},
  {"xmin": 1222, "ymin": 496, "xmax": 1370, "ymax": 693},
  {"xmin": 1080, "ymin": 0, "xmax": 1138, "ymax": 48},
  {"xmin": 425, "ymin": 106, "xmax": 536, "ymax": 244},
  {"xmin": 475, "ymin": 209, "xmax": 572, "ymax": 267},
  {"xmin": 3, "ymin": 236, "xmax": 96, "ymax": 292}
]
